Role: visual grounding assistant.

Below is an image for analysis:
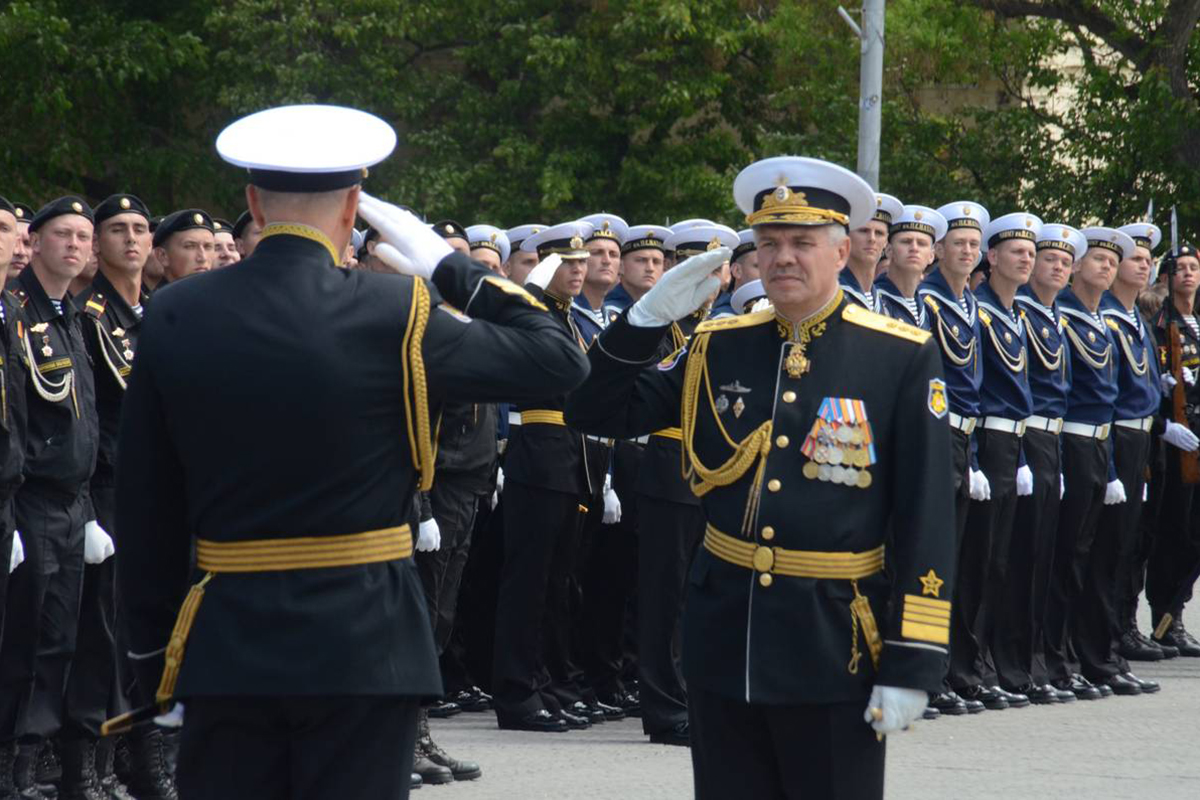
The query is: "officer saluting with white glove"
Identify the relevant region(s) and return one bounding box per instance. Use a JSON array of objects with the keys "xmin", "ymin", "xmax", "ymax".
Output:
[{"xmin": 566, "ymin": 156, "xmax": 956, "ymax": 799}]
